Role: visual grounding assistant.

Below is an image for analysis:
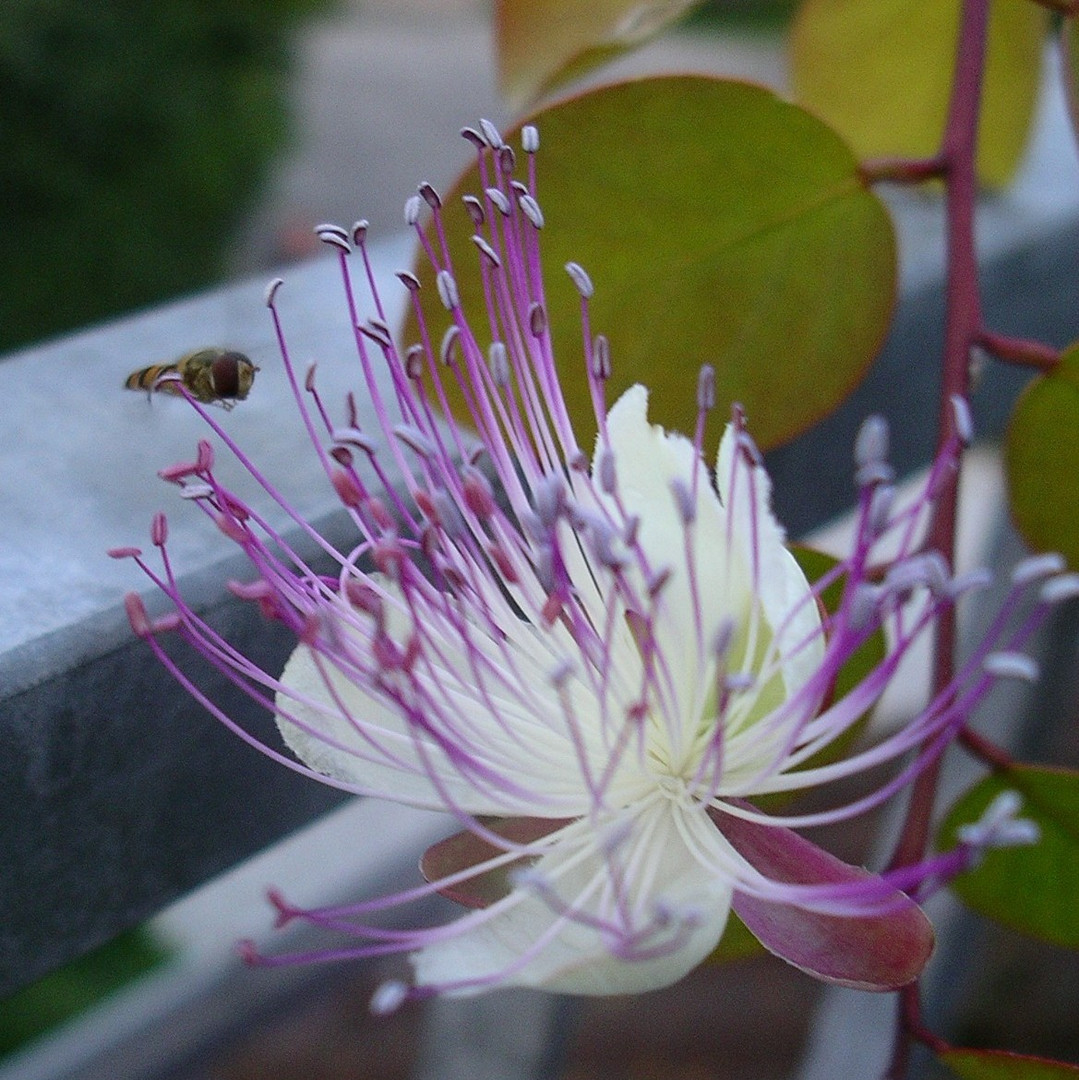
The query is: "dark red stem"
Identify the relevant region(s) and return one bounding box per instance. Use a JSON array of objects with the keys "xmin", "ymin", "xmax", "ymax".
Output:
[
  {"xmin": 884, "ymin": 0, "xmax": 990, "ymax": 1075},
  {"xmin": 887, "ymin": 0, "xmax": 986, "ymax": 875},
  {"xmin": 860, "ymin": 155, "xmax": 947, "ymax": 185},
  {"xmin": 975, "ymin": 329, "xmax": 1061, "ymax": 371},
  {"xmin": 958, "ymin": 724, "xmax": 1016, "ymax": 771}
]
